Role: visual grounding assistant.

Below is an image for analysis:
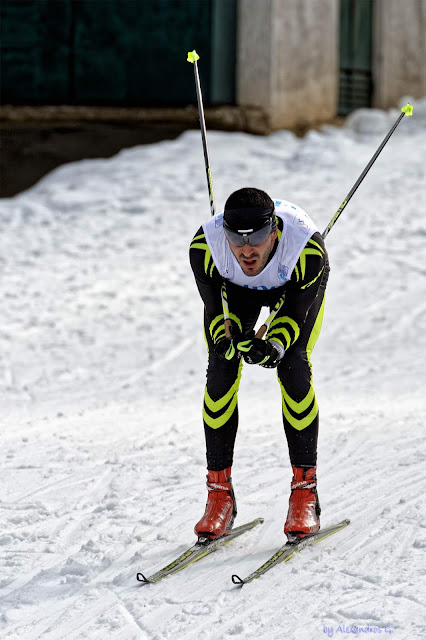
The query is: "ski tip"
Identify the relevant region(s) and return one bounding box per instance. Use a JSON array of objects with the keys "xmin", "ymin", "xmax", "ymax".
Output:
[
  {"xmin": 136, "ymin": 573, "xmax": 150, "ymax": 584},
  {"xmin": 401, "ymin": 103, "xmax": 413, "ymax": 116},
  {"xmin": 231, "ymin": 574, "xmax": 245, "ymax": 586},
  {"xmin": 187, "ymin": 50, "xmax": 200, "ymax": 64}
]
